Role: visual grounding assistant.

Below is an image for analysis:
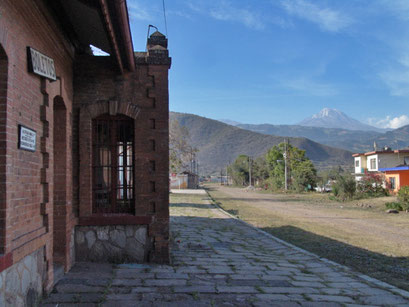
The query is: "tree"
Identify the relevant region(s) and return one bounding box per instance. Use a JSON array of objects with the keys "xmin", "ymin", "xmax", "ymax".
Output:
[
  {"xmin": 228, "ymin": 155, "xmax": 250, "ymax": 186},
  {"xmin": 317, "ymin": 166, "xmax": 345, "ymax": 192},
  {"xmin": 265, "ymin": 142, "xmax": 317, "ymax": 191},
  {"xmin": 332, "ymin": 174, "xmax": 356, "ymax": 200},
  {"xmin": 292, "ymin": 160, "xmax": 317, "ymax": 192},
  {"xmin": 265, "ymin": 145, "xmax": 284, "ymax": 189},
  {"xmin": 252, "ymin": 156, "xmax": 269, "ymax": 186},
  {"xmin": 169, "ymin": 120, "xmax": 198, "ymax": 173}
]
